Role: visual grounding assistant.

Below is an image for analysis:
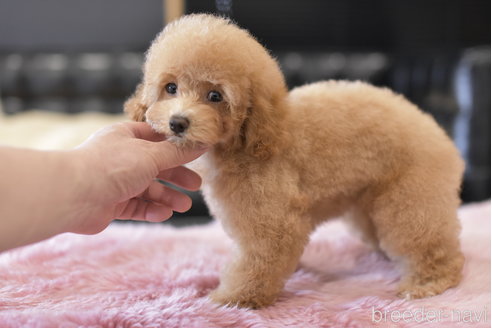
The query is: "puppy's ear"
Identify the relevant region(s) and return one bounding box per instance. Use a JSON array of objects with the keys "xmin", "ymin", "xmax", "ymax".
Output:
[
  {"xmin": 242, "ymin": 87, "xmax": 286, "ymax": 160},
  {"xmin": 124, "ymin": 83, "xmax": 147, "ymax": 122}
]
